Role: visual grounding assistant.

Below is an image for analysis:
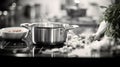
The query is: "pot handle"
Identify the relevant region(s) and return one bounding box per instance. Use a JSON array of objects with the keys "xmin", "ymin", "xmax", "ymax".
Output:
[
  {"xmin": 20, "ymin": 23, "xmax": 33, "ymax": 39},
  {"xmin": 20, "ymin": 23, "xmax": 31, "ymax": 29},
  {"xmin": 64, "ymin": 24, "xmax": 79, "ymax": 31},
  {"xmin": 70, "ymin": 25, "xmax": 79, "ymax": 29}
]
